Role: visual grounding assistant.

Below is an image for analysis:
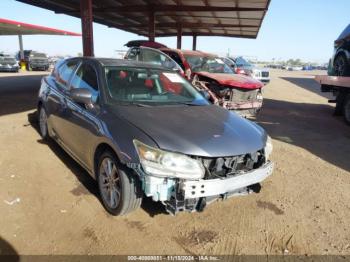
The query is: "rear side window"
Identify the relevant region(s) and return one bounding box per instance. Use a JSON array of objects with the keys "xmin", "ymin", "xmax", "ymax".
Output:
[
  {"xmin": 56, "ymin": 60, "xmax": 79, "ymax": 89},
  {"xmin": 223, "ymin": 58, "xmax": 235, "ymax": 68},
  {"xmin": 126, "ymin": 48, "xmax": 140, "ymax": 61},
  {"xmin": 235, "ymin": 57, "xmax": 250, "ymax": 67},
  {"xmin": 142, "ymin": 49, "xmax": 180, "ymax": 71},
  {"xmin": 164, "ymin": 51, "xmax": 185, "ymax": 70}
]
